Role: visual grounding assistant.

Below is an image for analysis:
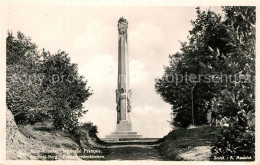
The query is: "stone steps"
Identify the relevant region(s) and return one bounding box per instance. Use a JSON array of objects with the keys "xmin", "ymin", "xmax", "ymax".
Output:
[
  {"xmin": 105, "ymin": 133, "xmax": 142, "ymax": 139},
  {"xmin": 111, "ymin": 131, "xmax": 138, "ymax": 135}
]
